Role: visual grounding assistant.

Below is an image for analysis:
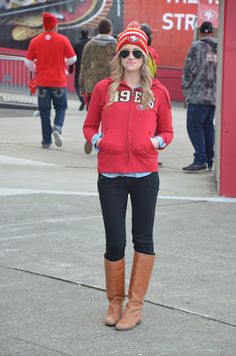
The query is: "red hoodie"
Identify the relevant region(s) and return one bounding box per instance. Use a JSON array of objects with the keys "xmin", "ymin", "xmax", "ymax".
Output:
[{"xmin": 83, "ymin": 78, "xmax": 173, "ymax": 173}]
